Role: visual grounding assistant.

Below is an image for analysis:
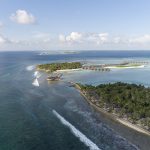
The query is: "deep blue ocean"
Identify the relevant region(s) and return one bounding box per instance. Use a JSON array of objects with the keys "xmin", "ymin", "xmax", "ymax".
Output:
[{"xmin": 0, "ymin": 51, "xmax": 150, "ymax": 150}]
